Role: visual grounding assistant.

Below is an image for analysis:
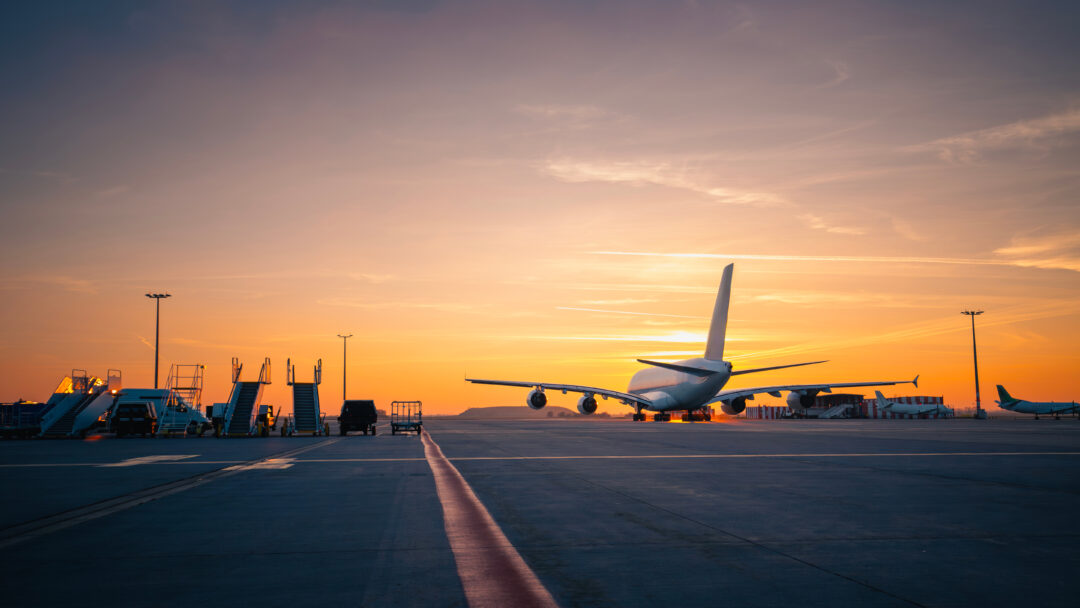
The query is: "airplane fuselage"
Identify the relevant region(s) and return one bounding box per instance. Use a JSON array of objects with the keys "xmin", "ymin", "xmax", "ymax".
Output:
[
  {"xmin": 627, "ymin": 358, "xmax": 731, "ymax": 412},
  {"xmin": 999, "ymin": 400, "xmax": 1078, "ymax": 416},
  {"xmin": 883, "ymin": 402, "xmax": 951, "ymax": 416}
]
